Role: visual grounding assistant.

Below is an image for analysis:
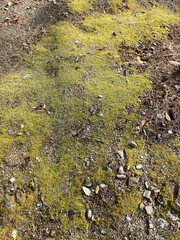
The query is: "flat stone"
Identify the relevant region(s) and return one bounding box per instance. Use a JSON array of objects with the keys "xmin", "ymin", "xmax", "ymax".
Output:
[
  {"xmin": 157, "ymin": 114, "xmax": 163, "ymax": 119},
  {"xmin": 100, "ymin": 183, "xmax": 107, "ymax": 189},
  {"xmin": 100, "ymin": 229, "xmax": 107, "ymax": 235},
  {"xmin": 128, "ymin": 141, "xmax": 137, "ymax": 148},
  {"xmin": 119, "ymin": 166, "xmax": 124, "ymax": 174},
  {"xmin": 139, "ymin": 202, "xmax": 145, "ymax": 210},
  {"xmin": 116, "ymin": 174, "xmax": 126, "ymax": 180},
  {"xmin": 143, "ymin": 190, "xmax": 151, "ymax": 199},
  {"xmin": 9, "ymin": 177, "xmax": 16, "ymax": 183},
  {"xmin": 82, "ymin": 186, "xmax": 91, "ymax": 196},
  {"xmin": 136, "ymin": 164, "xmax": 143, "ymax": 170},
  {"xmin": 86, "ymin": 209, "xmax": 92, "ymax": 220},
  {"xmin": 145, "ymin": 181, "xmax": 149, "ymax": 189},
  {"xmin": 145, "ymin": 205, "xmax": 154, "ymax": 215},
  {"xmin": 128, "ymin": 177, "xmax": 139, "ymax": 187},
  {"xmin": 116, "ymin": 149, "xmax": 124, "ymax": 159}
]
